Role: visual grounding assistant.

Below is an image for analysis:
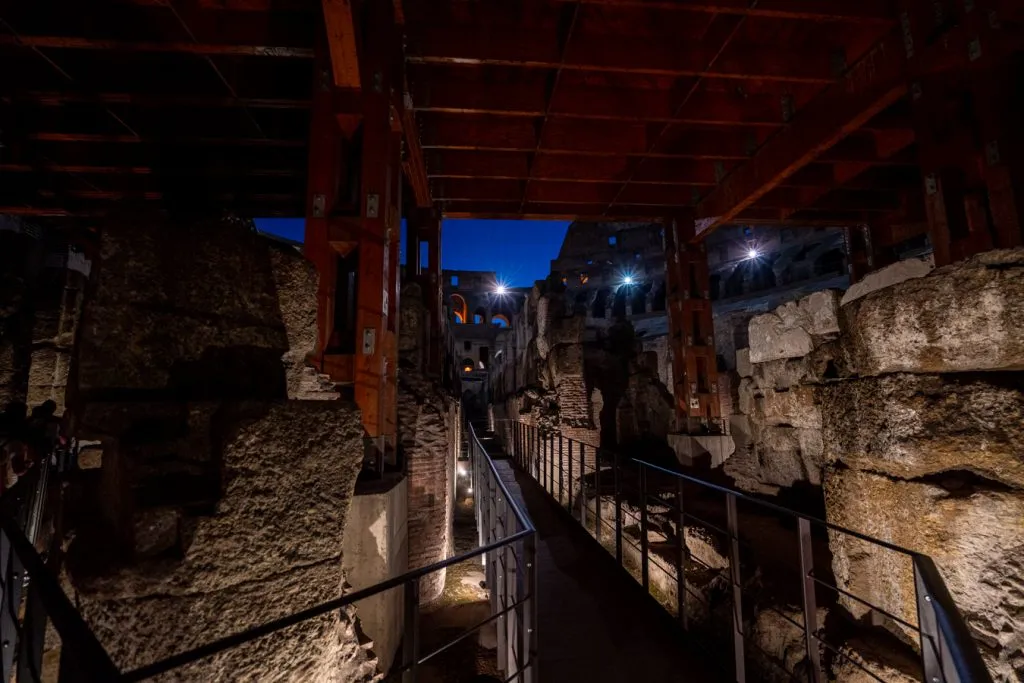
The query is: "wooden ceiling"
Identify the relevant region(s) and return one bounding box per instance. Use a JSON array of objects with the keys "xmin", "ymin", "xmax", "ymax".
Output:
[
  {"xmin": 0, "ymin": 0, "xmax": 922, "ymax": 230},
  {"xmin": 404, "ymin": 0, "xmax": 917, "ymax": 229}
]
